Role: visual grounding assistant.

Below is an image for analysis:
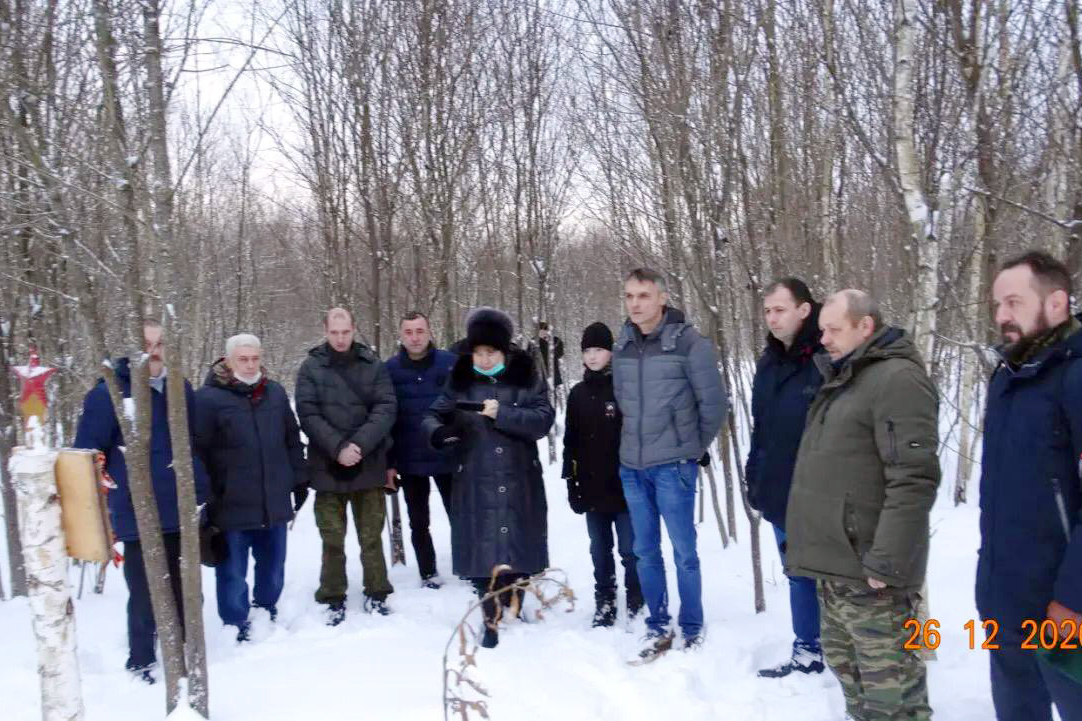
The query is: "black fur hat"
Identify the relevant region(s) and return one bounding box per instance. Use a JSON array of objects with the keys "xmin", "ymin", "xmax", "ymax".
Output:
[{"xmin": 465, "ymin": 307, "xmax": 514, "ymax": 353}]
